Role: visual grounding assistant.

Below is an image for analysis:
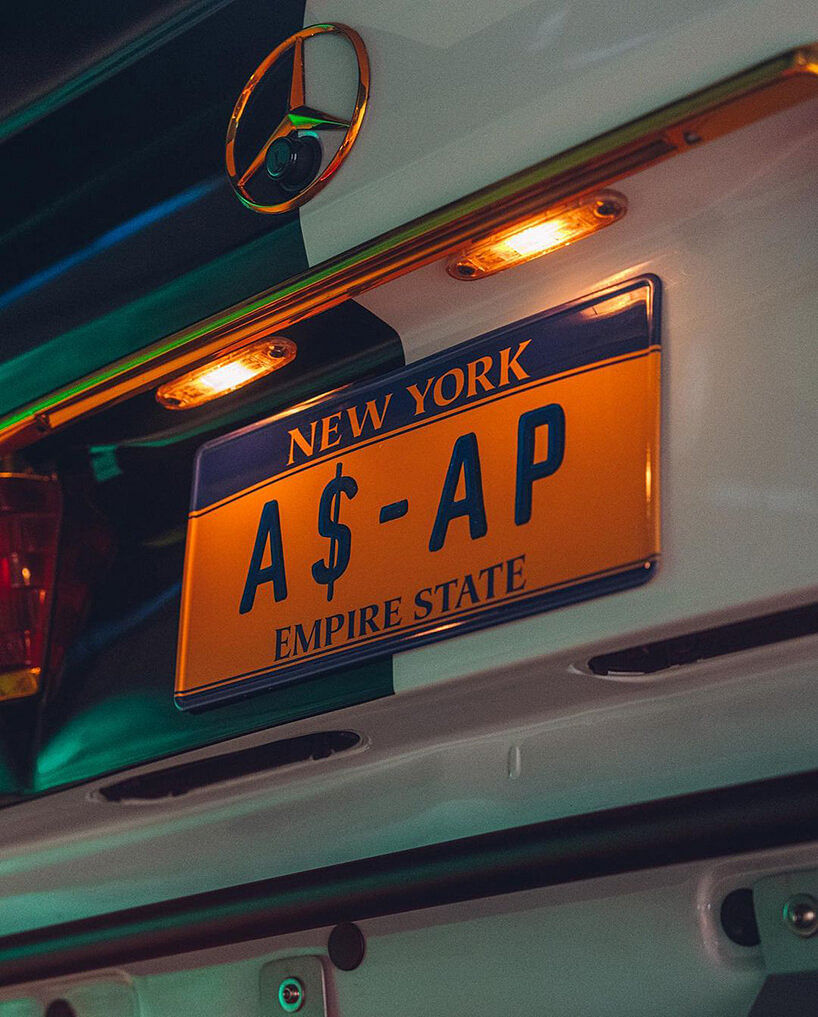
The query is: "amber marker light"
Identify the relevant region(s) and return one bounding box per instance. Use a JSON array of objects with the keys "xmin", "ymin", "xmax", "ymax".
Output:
[
  {"xmin": 448, "ymin": 190, "xmax": 627, "ymax": 280},
  {"xmin": 156, "ymin": 337, "xmax": 297, "ymax": 410}
]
